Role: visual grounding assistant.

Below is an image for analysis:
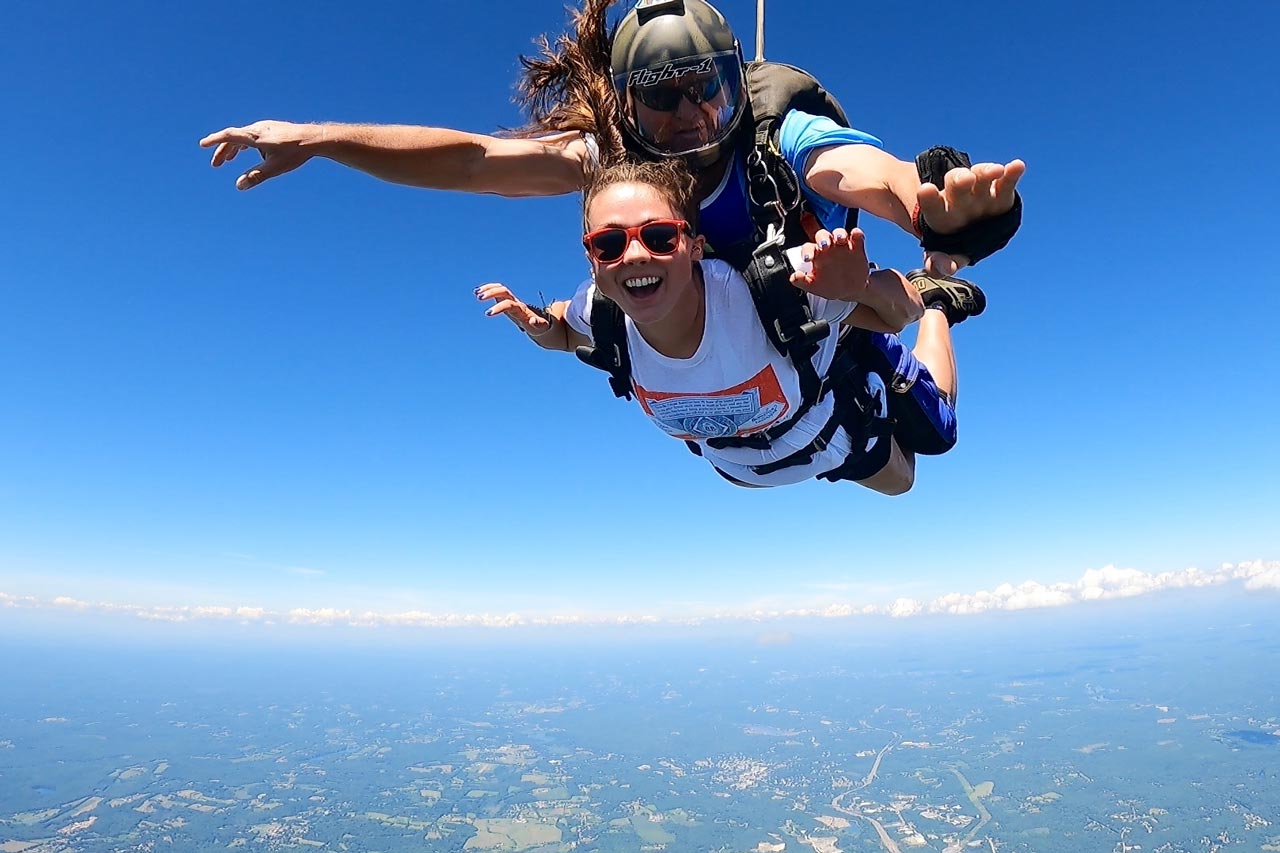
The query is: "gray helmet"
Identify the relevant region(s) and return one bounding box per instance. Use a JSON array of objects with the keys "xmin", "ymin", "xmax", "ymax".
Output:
[{"xmin": 611, "ymin": 0, "xmax": 747, "ymax": 168}]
